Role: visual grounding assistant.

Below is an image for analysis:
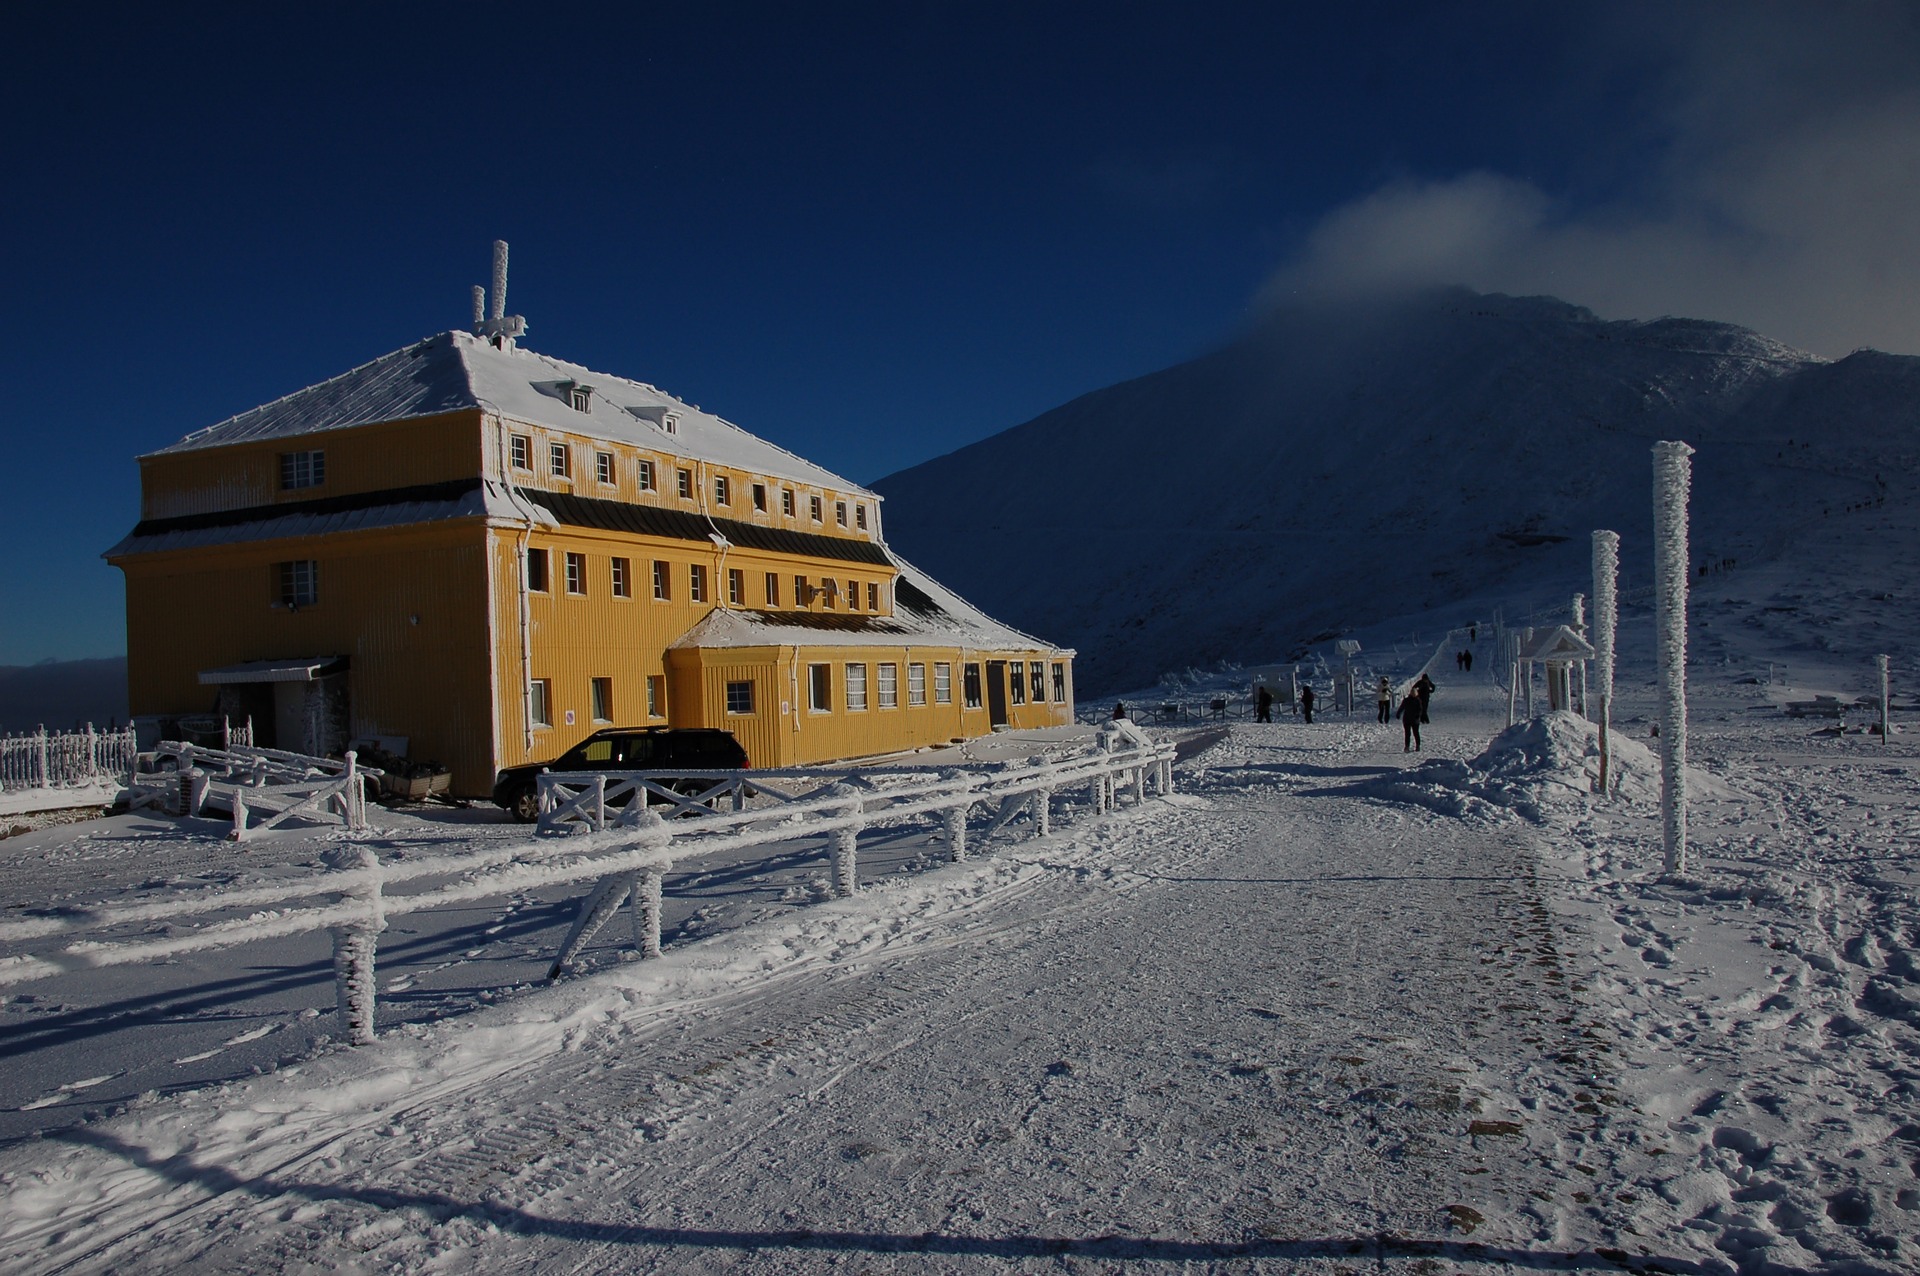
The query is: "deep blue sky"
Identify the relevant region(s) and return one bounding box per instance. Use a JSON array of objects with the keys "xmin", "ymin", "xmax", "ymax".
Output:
[{"xmin": 5, "ymin": 2, "xmax": 1912, "ymax": 664}]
